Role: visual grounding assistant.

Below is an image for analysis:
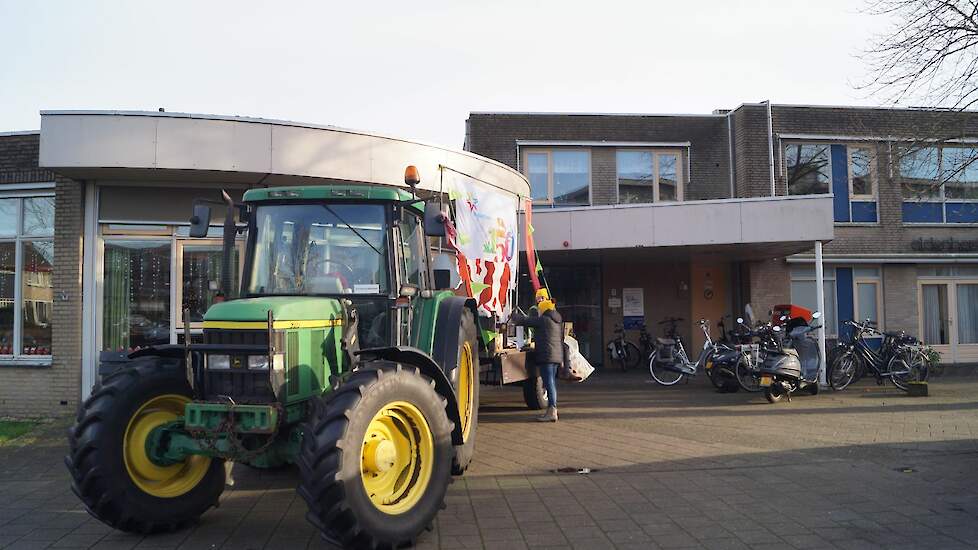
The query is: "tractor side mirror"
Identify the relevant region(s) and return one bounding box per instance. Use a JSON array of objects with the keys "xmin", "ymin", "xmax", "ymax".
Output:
[
  {"xmin": 189, "ymin": 204, "xmax": 212, "ymax": 238},
  {"xmin": 423, "ymin": 201, "xmax": 447, "ymax": 237}
]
